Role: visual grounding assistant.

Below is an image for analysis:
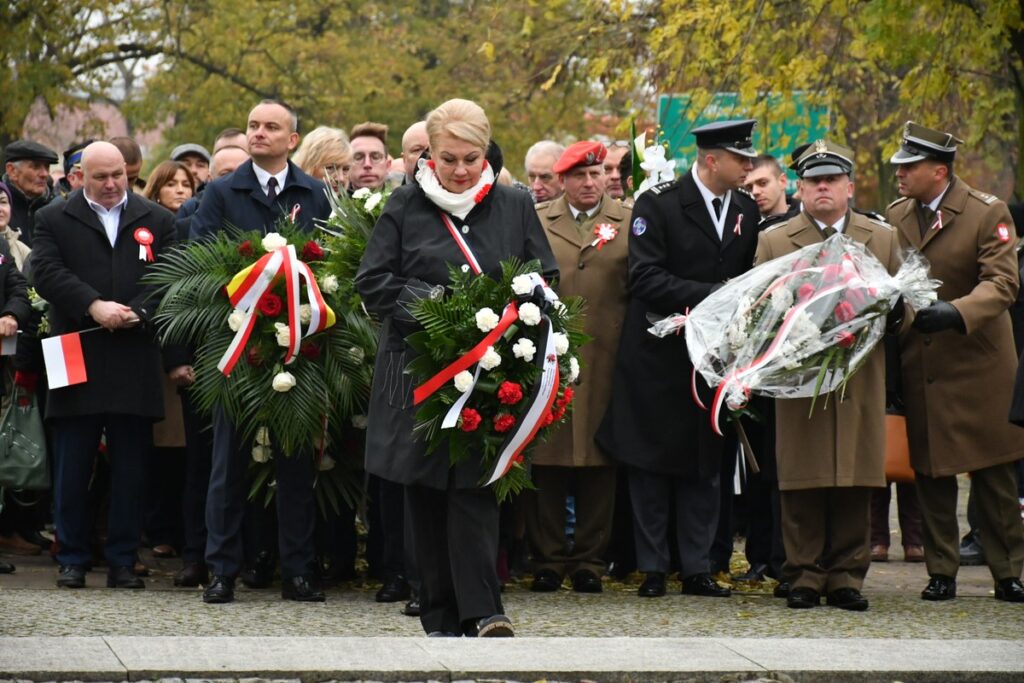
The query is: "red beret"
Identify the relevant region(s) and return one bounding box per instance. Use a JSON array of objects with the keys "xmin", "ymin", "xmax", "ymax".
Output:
[{"xmin": 553, "ymin": 141, "xmax": 607, "ymax": 174}]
